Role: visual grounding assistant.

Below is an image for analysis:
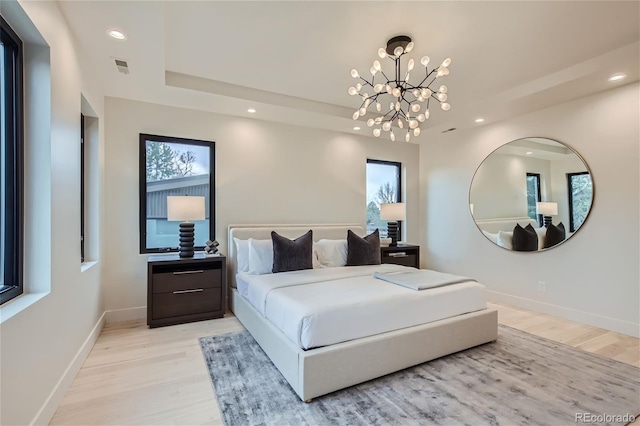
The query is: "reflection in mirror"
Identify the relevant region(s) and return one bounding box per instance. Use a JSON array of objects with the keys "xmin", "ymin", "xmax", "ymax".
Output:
[{"xmin": 470, "ymin": 137, "xmax": 593, "ymax": 251}]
